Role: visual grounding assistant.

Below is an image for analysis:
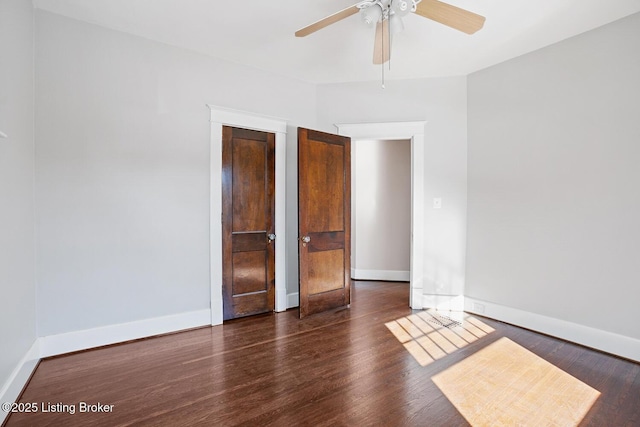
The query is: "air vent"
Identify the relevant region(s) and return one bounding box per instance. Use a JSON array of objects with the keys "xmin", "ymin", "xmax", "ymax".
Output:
[{"xmin": 422, "ymin": 311, "xmax": 462, "ymax": 329}]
